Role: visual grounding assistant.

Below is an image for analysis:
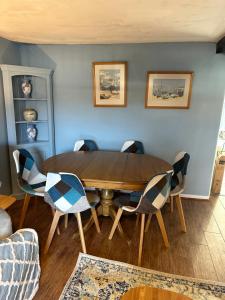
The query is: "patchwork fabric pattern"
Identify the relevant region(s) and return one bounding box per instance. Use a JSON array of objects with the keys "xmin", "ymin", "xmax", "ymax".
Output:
[
  {"xmin": 116, "ymin": 172, "xmax": 172, "ymax": 214},
  {"xmin": 171, "ymin": 151, "xmax": 190, "ymax": 193},
  {"xmin": 121, "ymin": 140, "xmax": 144, "ymax": 154},
  {"xmin": 13, "ymin": 149, "xmax": 46, "ymax": 196},
  {"xmin": 0, "ymin": 229, "xmax": 40, "ymax": 300},
  {"xmin": 44, "ymin": 172, "xmax": 92, "ymax": 213},
  {"xmin": 73, "ymin": 140, "xmax": 98, "ymax": 152}
]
